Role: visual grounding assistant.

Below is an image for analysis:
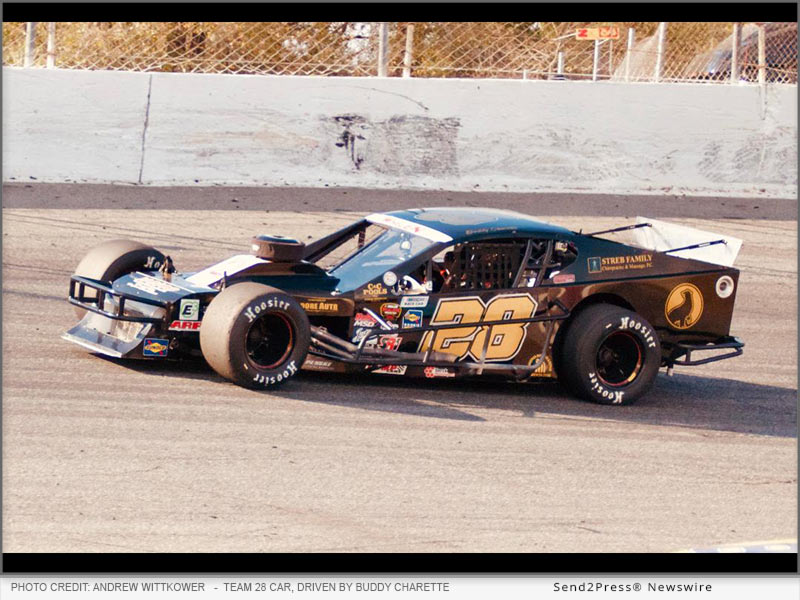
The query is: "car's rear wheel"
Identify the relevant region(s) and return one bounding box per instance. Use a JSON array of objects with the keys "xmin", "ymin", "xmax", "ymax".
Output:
[
  {"xmin": 72, "ymin": 239, "xmax": 166, "ymax": 319},
  {"xmin": 199, "ymin": 282, "xmax": 310, "ymax": 389},
  {"xmin": 559, "ymin": 304, "xmax": 660, "ymax": 405}
]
